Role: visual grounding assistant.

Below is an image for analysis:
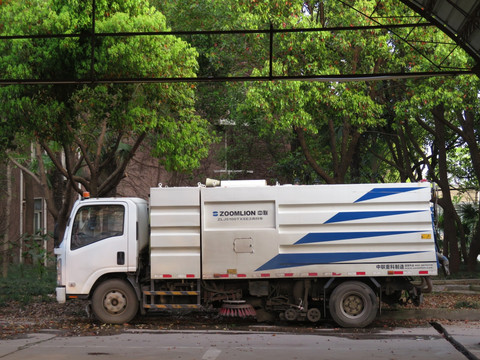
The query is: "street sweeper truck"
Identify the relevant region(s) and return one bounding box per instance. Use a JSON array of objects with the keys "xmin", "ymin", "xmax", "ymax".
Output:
[{"xmin": 55, "ymin": 179, "xmax": 445, "ymax": 327}]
